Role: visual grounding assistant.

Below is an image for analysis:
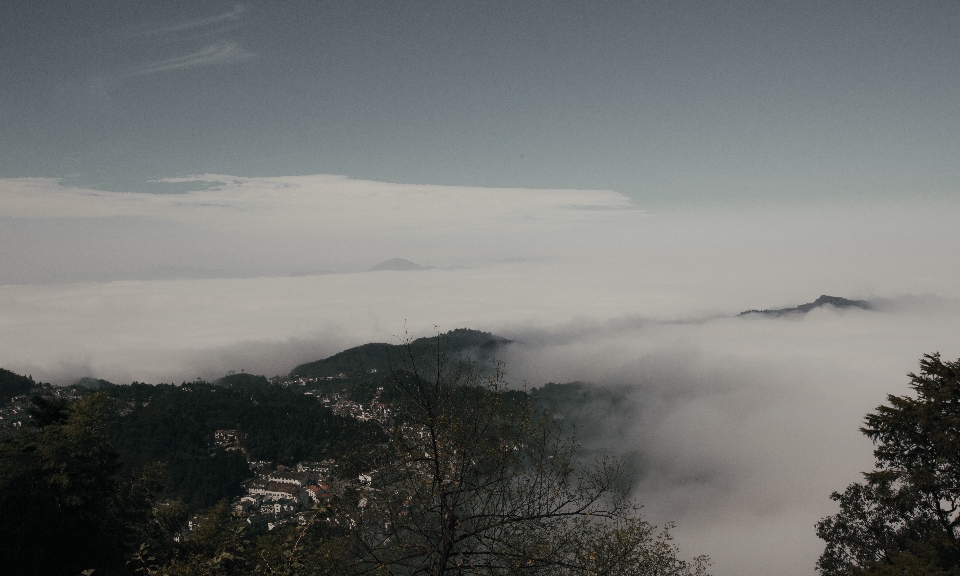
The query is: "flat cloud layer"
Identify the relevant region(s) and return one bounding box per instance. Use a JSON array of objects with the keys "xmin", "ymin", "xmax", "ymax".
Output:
[
  {"xmin": 0, "ymin": 175, "xmax": 635, "ymax": 284},
  {"xmin": 2, "ymin": 175, "xmax": 960, "ymax": 575}
]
